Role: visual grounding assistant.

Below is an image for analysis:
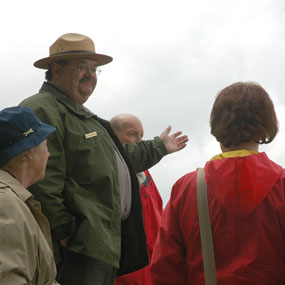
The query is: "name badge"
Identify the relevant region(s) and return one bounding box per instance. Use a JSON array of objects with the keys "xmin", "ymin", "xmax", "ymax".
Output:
[{"xmin": 85, "ymin": 131, "xmax": 97, "ymax": 139}]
